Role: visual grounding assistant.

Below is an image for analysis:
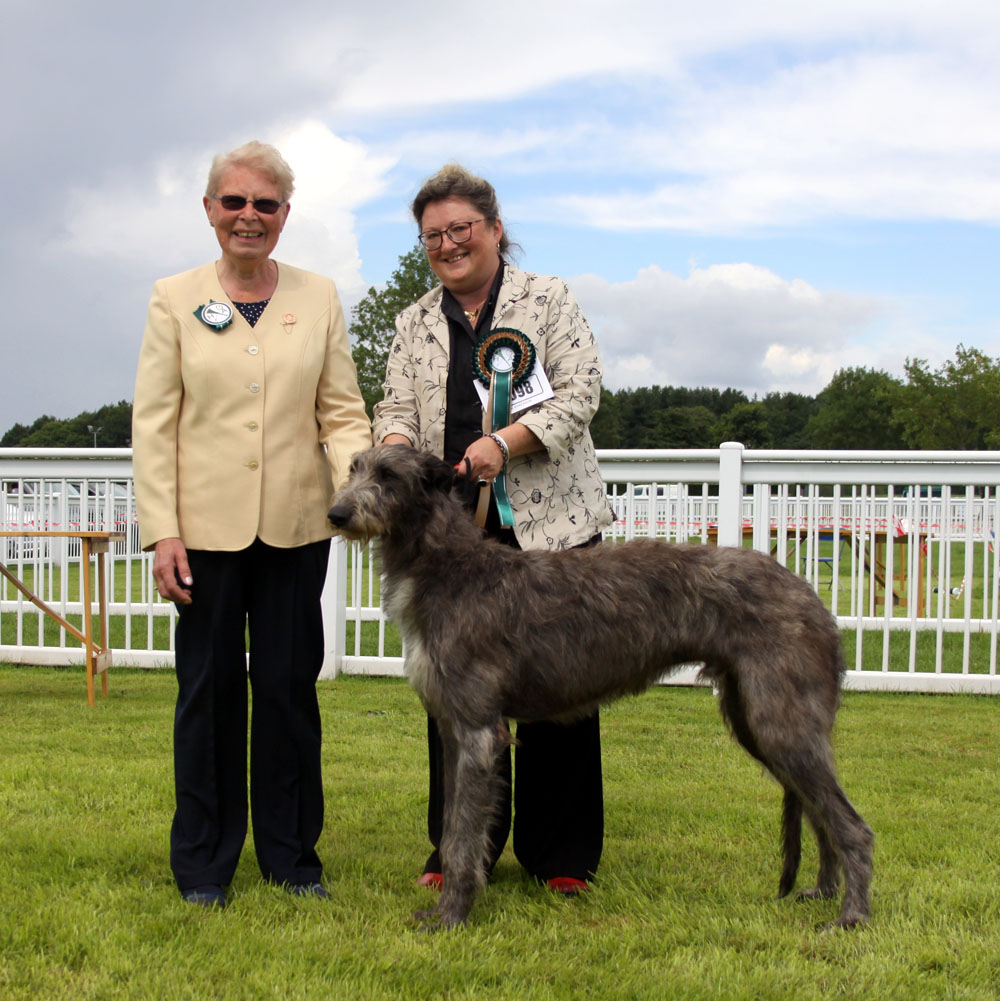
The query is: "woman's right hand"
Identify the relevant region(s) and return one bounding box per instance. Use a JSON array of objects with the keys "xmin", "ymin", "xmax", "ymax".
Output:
[{"xmin": 152, "ymin": 537, "xmax": 193, "ymax": 605}]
